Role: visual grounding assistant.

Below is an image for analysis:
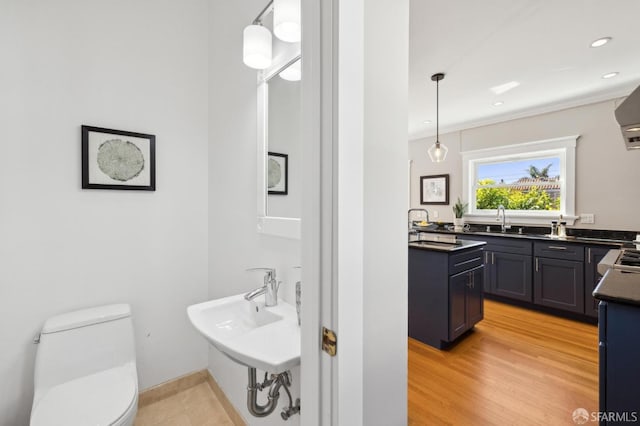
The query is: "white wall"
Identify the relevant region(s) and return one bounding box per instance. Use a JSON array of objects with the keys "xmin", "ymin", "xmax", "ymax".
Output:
[
  {"xmin": 208, "ymin": 1, "xmax": 301, "ymax": 424},
  {"xmin": 410, "ymin": 99, "xmax": 640, "ymax": 231},
  {"xmin": 362, "ymin": 0, "xmax": 409, "ymax": 424},
  {"xmin": 0, "ymin": 1, "xmax": 210, "ymax": 424}
]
